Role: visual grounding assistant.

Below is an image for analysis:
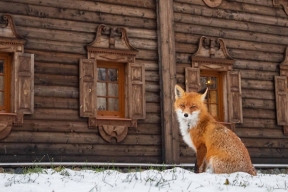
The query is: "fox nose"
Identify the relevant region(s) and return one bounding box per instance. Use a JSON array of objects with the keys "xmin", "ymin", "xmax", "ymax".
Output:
[{"xmin": 184, "ymin": 113, "xmax": 188, "ymax": 118}]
